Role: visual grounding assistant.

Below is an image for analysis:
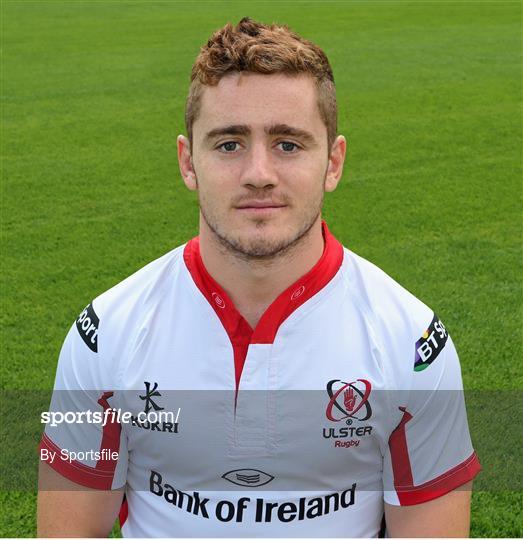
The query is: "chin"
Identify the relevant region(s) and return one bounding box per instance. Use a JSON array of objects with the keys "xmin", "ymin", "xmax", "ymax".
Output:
[
  {"xmin": 203, "ymin": 207, "xmax": 318, "ymax": 259},
  {"xmin": 230, "ymin": 229, "xmax": 299, "ymax": 259}
]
